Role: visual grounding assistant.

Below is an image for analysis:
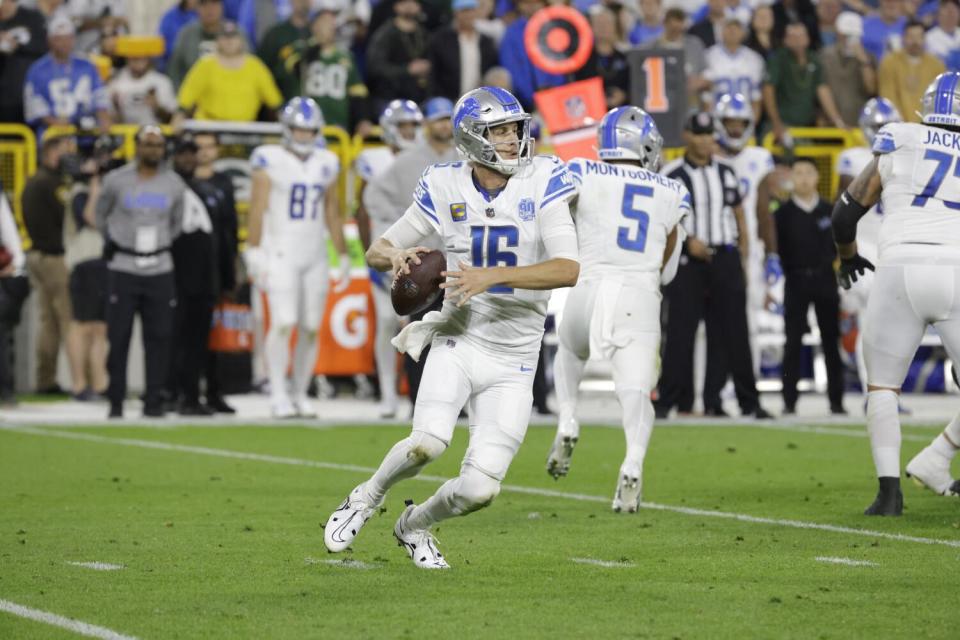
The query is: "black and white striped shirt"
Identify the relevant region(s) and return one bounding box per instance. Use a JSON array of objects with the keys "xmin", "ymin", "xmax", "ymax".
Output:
[{"xmin": 661, "ymin": 155, "xmax": 742, "ymax": 246}]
